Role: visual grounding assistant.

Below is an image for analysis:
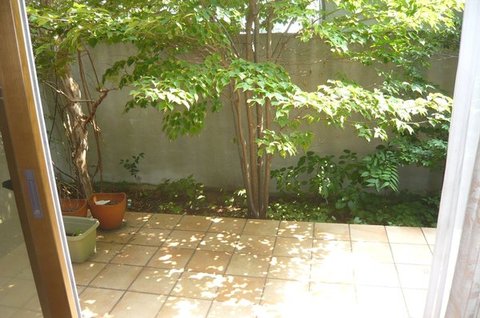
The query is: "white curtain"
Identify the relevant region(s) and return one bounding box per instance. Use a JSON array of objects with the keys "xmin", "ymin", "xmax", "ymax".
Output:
[{"xmin": 424, "ymin": 0, "xmax": 480, "ymax": 317}]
